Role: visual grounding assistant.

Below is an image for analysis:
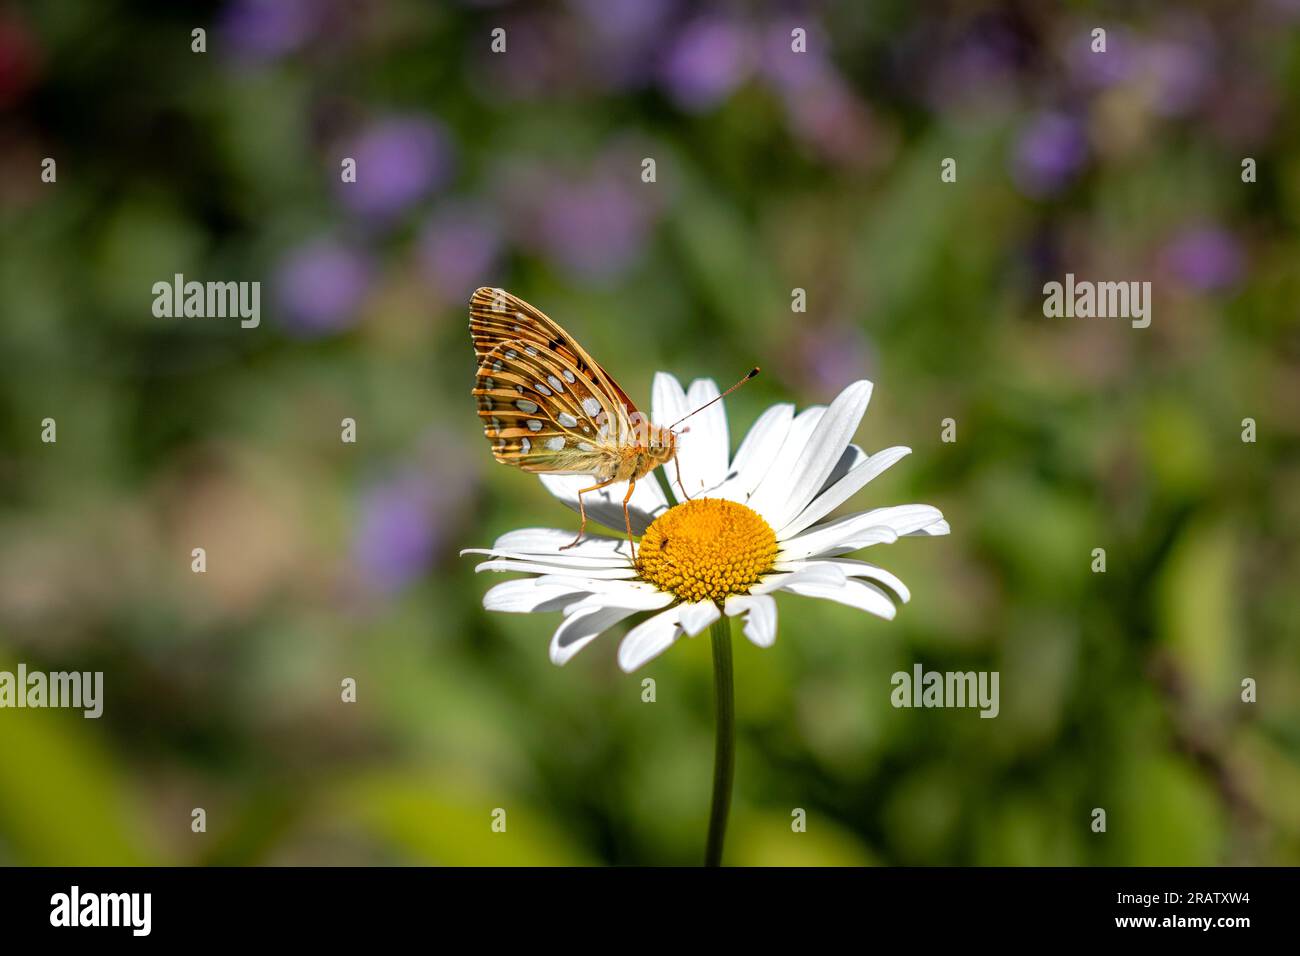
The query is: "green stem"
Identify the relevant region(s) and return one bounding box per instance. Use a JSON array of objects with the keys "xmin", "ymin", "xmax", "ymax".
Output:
[{"xmin": 705, "ymin": 615, "xmax": 735, "ymax": 867}]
